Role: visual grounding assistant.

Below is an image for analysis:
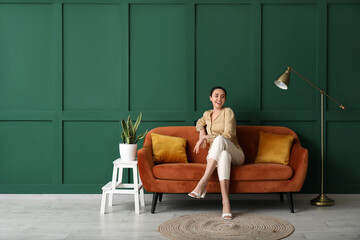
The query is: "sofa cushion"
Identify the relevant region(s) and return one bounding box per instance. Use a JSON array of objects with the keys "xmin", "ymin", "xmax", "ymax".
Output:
[
  {"xmin": 151, "ymin": 133, "xmax": 188, "ymax": 164},
  {"xmin": 152, "ymin": 163, "xmax": 293, "ymax": 181},
  {"xmin": 255, "ymin": 131, "xmax": 294, "ymax": 165}
]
